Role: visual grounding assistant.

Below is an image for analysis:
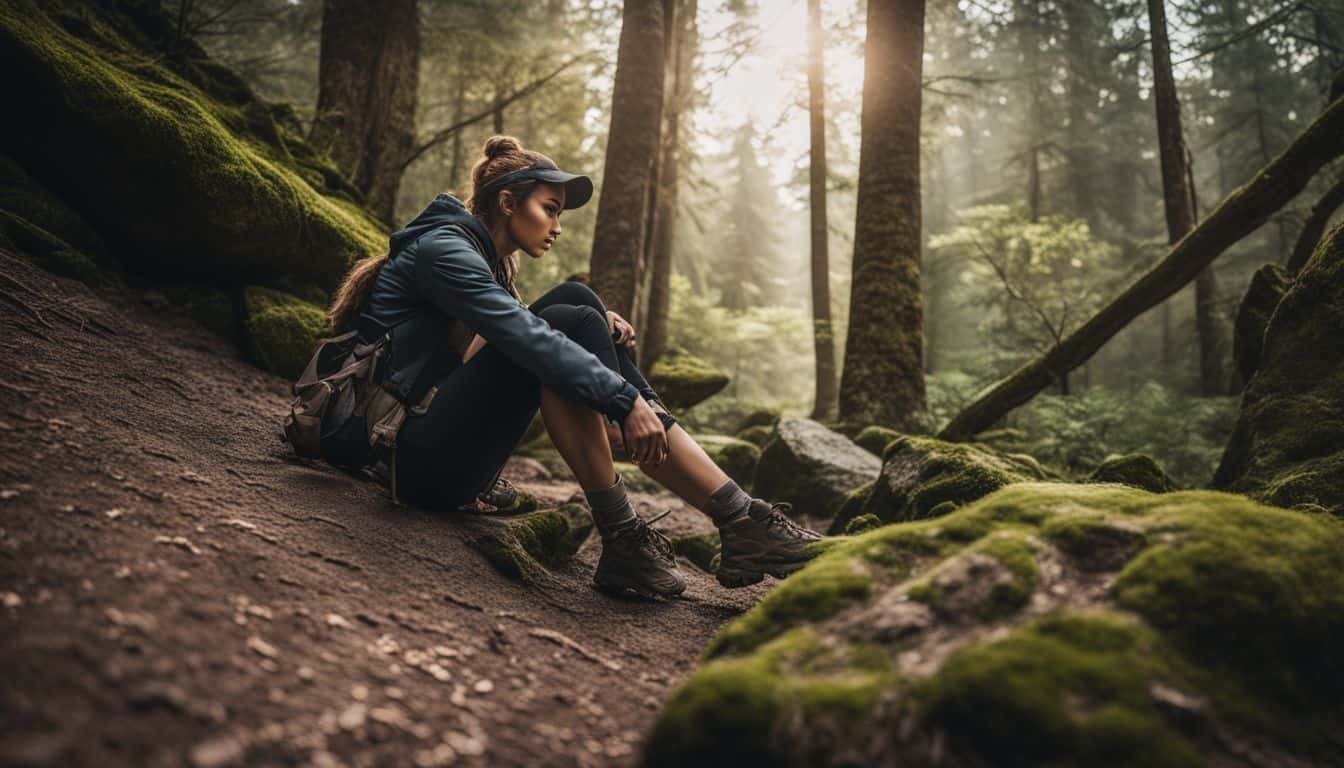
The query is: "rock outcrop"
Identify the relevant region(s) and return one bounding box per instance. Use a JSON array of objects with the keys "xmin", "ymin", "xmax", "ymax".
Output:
[
  {"xmin": 1087, "ymin": 453, "xmax": 1175, "ymax": 493},
  {"xmin": 646, "ymin": 484, "xmax": 1344, "ymax": 767},
  {"xmin": 1214, "ymin": 222, "xmax": 1344, "ymax": 515},
  {"xmin": 646, "ymin": 349, "xmax": 730, "ymax": 409},
  {"xmin": 695, "ymin": 435, "xmax": 761, "ymax": 489},
  {"xmin": 752, "ymin": 419, "xmax": 881, "ymax": 522}
]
